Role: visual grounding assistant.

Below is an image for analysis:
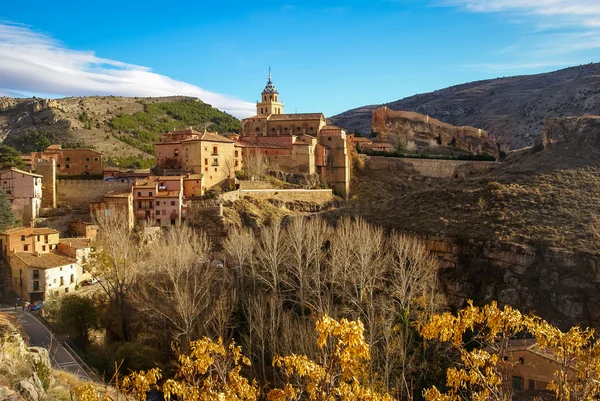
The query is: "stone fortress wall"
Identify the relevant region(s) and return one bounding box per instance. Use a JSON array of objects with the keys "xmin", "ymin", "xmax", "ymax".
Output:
[{"xmin": 366, "ymin": 156, "xmax": 496, "ymax": 179}]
